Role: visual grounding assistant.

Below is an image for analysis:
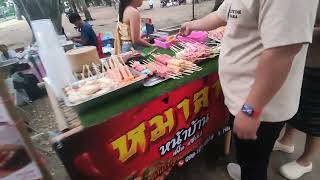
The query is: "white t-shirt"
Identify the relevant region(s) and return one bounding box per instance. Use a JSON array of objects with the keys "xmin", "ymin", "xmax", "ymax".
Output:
[{"xmin": 217, "ymin": 0, "xmax": 319, "ymax": 122}]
